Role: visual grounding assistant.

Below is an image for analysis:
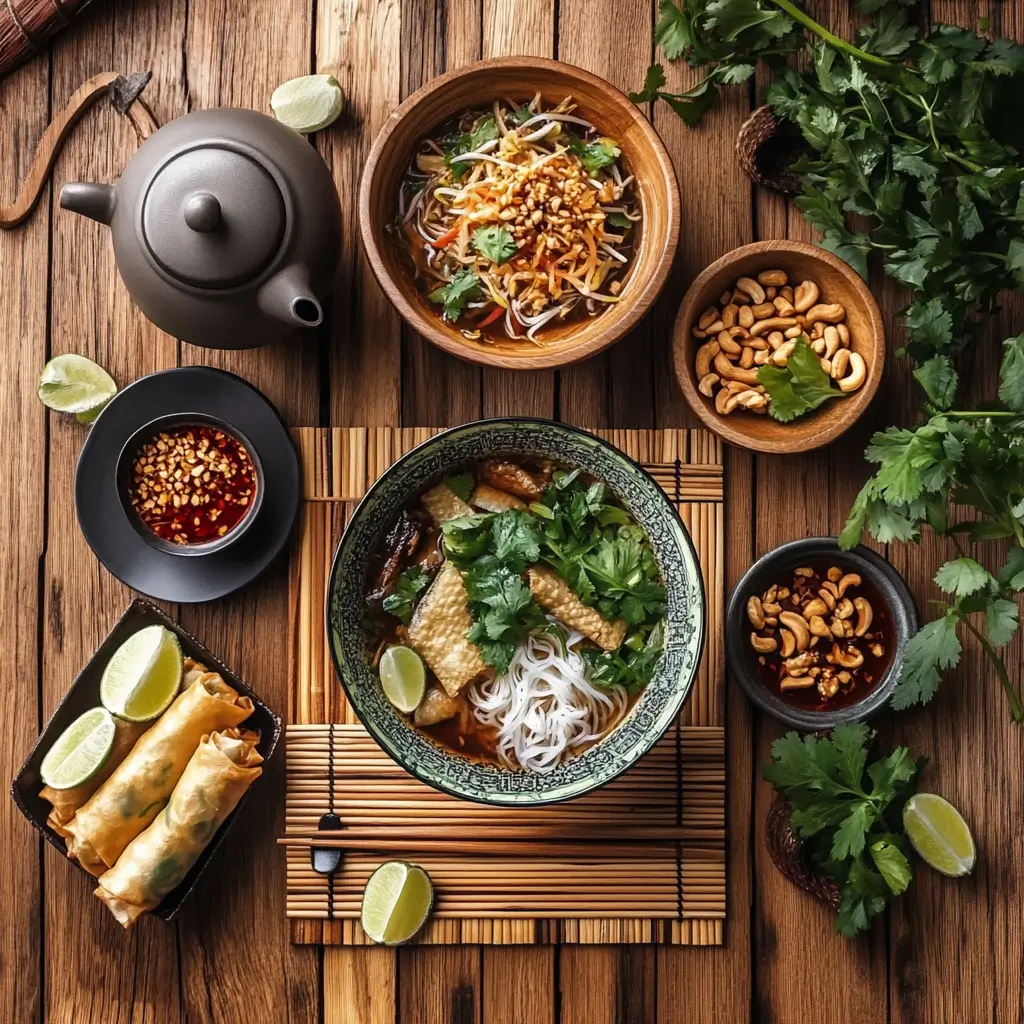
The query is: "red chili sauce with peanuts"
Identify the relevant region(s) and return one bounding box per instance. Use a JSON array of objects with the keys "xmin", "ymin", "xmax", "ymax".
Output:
[
  {"xmin": 747, "ymin": 561, "xmax": 894, "ymax": 712},
  {"xmin": 128, "ymin": 424, "xmax": 257, "ymax": 545}
]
